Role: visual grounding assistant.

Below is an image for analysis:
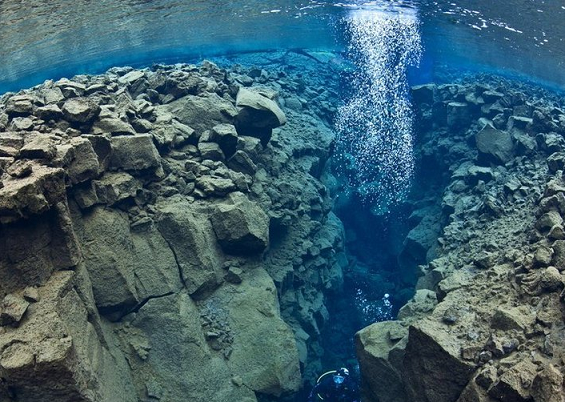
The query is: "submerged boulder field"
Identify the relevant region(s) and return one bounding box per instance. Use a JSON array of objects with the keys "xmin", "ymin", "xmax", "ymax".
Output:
[
  {"xmin": 1, "ymin": 50, "xmax": 565, "ymax": 402},
  {"xmin": 357, "ymin": 79, "xmax": 565, "ymax": 402},
  {"xmin": 0, "ymin": 57, "xmax": 344, "ymax": 401}
]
